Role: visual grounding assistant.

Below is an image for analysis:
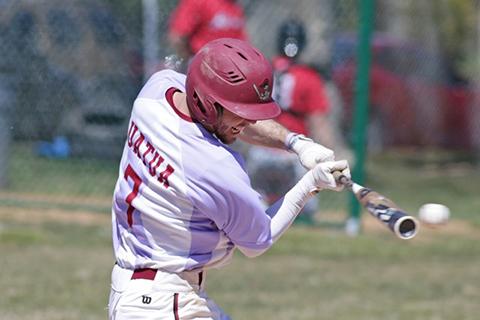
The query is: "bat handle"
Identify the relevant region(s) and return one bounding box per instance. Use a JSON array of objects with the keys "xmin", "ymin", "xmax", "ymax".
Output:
[{"xmin": 332, "ymin": 171, "xmax": 353, "ymax": 189}]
